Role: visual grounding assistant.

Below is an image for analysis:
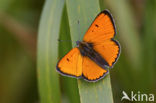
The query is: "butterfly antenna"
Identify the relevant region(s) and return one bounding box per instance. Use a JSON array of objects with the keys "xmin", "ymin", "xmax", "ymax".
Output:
[
  {"xmin": 77, "ymin": 20, "xmax": 82, "ymax": 41},
  {"xmin": 58, "ymin": 38, "xmax": 76, "ymax": 42}
]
